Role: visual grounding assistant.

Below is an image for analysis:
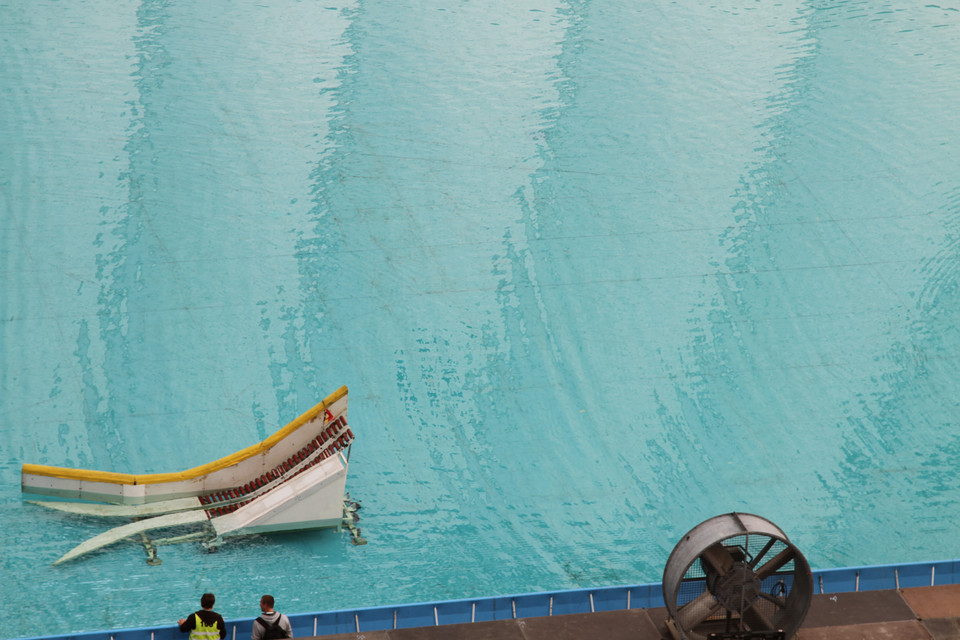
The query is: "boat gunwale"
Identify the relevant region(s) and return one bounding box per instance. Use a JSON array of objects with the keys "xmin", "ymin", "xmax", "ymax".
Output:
[{"xmin": 21, "ymin": 386, "xmax": 348, "ymax": 486}]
